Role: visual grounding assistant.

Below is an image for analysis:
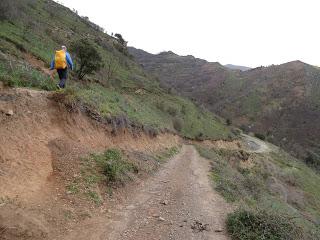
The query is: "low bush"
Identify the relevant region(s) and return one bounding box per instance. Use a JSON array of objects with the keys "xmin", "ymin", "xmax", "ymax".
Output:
[
  {"xmin": 92, "ymin": 149, "xmax": 137, "ymax": 184},
  {"xmin": 254, "ymin": 132, "xmax": 266, "ymax": 141},
  {"xmin": 226, "ymin": 209, "xmax": 302, "ymax": 240},
  {"xmin": 304, "ymin": 151, "xmax": 320, "ymax": 171}
]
